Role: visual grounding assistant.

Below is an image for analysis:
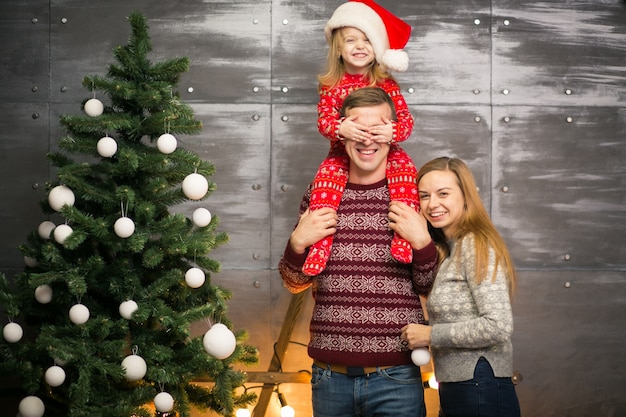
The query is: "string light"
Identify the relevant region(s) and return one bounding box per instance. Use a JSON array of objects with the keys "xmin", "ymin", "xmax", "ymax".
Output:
[{"xmin": 278, "ymin": 391, "xmax": 295, "ymax": 417}]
